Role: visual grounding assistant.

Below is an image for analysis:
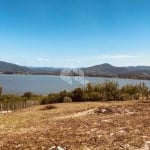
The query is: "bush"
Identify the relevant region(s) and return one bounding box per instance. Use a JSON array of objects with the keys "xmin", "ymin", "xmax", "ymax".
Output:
[
  {"xmin": 40, "ymin": 81, "xmax": 149, "ymax": 104},
  {"xmin": 98, "ymin": 81, "xmax": 120, "ymax": 101},
  {"xmin": 71, "ymin": 88, "xmax": 85, "ymax": 102},
  {"xmin": 40, "ymin": 104, "xmax": 56, "ymax": 110},
  {"xmin": 47, "ymin": 93, "xmax": 60, "ymax": 103},
  {"xmin": 138, "ymin": 82, "xmax": 149, "ymax": 100},
  {"xmin": 58, "ymin": 90, "xmax": 70, "ymax": 102},
  {"xmin": 121, "ymin": 84, "xmax": 140, "ymax": 100},
  {"xmin": 89, "ymin": 92, "xmax": 103, "ymax": 101},
  {"xmin": 23, "ymin": 92, "xmax": 33, "ymax": 99},
  {"xmin": 0, "ymin": 94, "xmax": 22, "ymax": 103},
  {"xmin": 40, "ymin": 96, "xmax": 49, "ymax": 105},
  {"xmin": 63, "ymin": 96, "xmax": 72, "ymax": 103},
  {"xmin": 86, "ymin": 83, "xmax": 94, "ymax": 93},
  {"xmin": 0, "ymin": 86, "xmax": 2, "ymax": 96}
]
